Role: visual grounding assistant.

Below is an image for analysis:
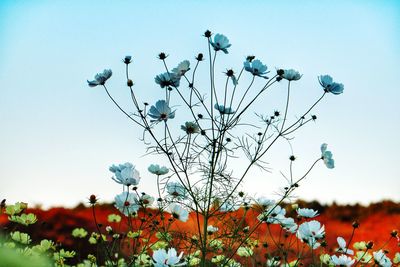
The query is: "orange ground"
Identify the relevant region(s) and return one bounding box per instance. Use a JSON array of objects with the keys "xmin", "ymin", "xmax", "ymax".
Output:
[{"xmin": 1, "ymin": 201, "xmax": 399, "ymax": 264}]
